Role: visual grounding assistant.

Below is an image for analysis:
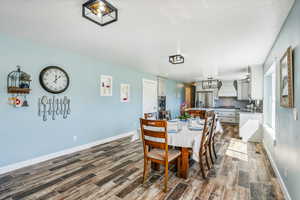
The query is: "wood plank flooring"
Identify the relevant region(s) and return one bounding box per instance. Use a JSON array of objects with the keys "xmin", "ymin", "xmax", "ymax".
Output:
[{"xmin": 0, "ymin": 124, "xmax": 285, "ymax": 200}]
